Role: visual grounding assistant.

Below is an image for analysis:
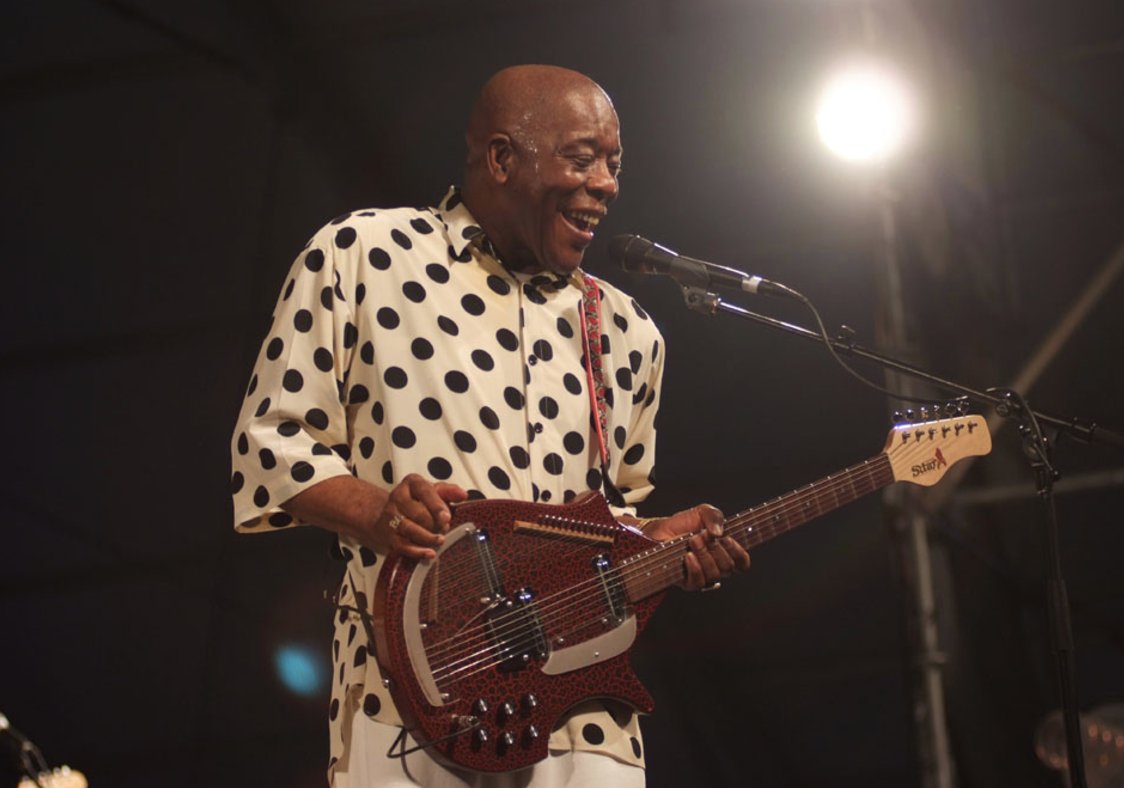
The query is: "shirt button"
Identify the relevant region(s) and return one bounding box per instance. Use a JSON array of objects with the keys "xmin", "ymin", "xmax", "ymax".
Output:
[
  {"xmin": 534, "ymin": 423, "xmax": 544, "ymax": 434},
  {"xmin": 528, "ymin": 355, "xmax": 538, "ymax": 365}
]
